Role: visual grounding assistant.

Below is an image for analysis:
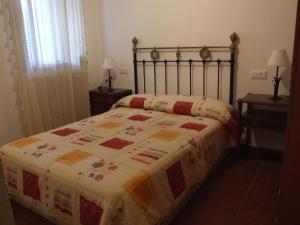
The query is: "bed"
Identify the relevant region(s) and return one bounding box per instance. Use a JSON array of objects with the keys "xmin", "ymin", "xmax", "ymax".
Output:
[{"xmin": 0, "ymin": 33, "xmax": 240, "ymax": 225}]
